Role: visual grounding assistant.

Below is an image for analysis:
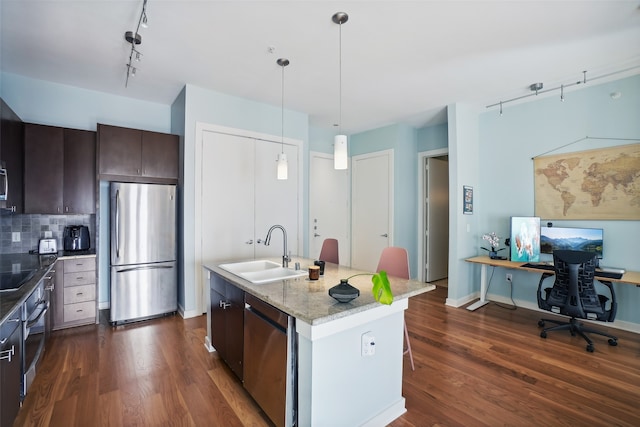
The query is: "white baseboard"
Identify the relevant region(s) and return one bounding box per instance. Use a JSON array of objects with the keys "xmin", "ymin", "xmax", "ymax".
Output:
[
  {"xmin": 446, "ymin": 291, "xmax": 479, "ymax": 308},
  {"xmin": 361, "ymin": 397, "xmax": 406, "ymax": 427},
  {"xmin": 487, "ymin": 292, "xmax": 640, "ymax": 334}
]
